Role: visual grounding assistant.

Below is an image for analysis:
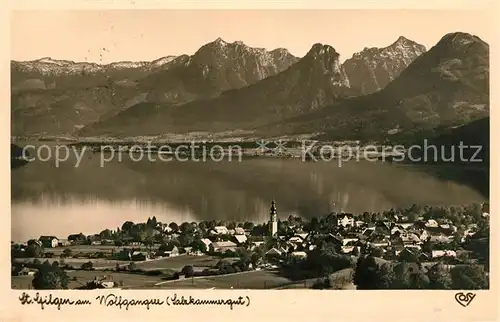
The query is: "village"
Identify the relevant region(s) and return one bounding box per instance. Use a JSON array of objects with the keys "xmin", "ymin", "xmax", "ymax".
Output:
[{"xmin": 11, "ymin": 201, "xmax": 490, "ymax": 290}]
